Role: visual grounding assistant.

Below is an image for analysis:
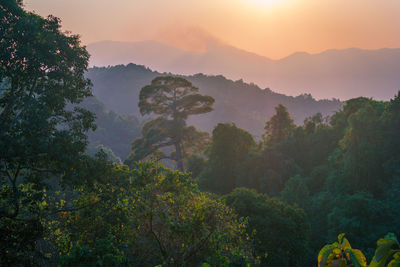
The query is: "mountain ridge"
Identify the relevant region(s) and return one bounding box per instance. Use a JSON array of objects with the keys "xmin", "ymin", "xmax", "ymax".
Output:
[
  {"xmin": 87, "ymin": 40, "xmax": 400, "ymax": 100},
  {"xmin": 86, "ymin": 63, "xmax": 342, "ymax": 138}
]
